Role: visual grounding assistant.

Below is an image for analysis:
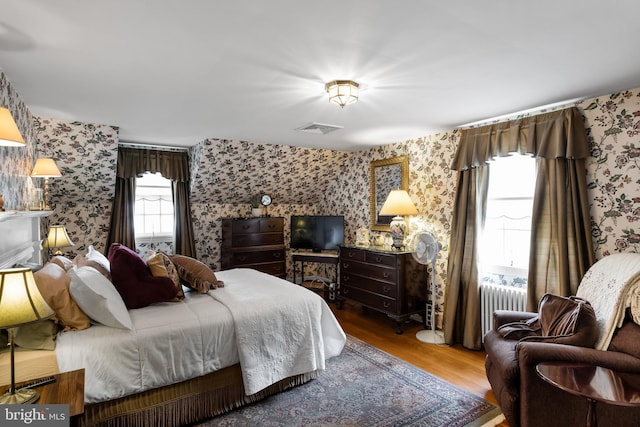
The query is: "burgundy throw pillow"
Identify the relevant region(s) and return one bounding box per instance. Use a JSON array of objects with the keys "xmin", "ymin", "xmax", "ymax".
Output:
[{"xmin": 108, "ymin": 243, "xmax": 178, "ymax": 309}]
